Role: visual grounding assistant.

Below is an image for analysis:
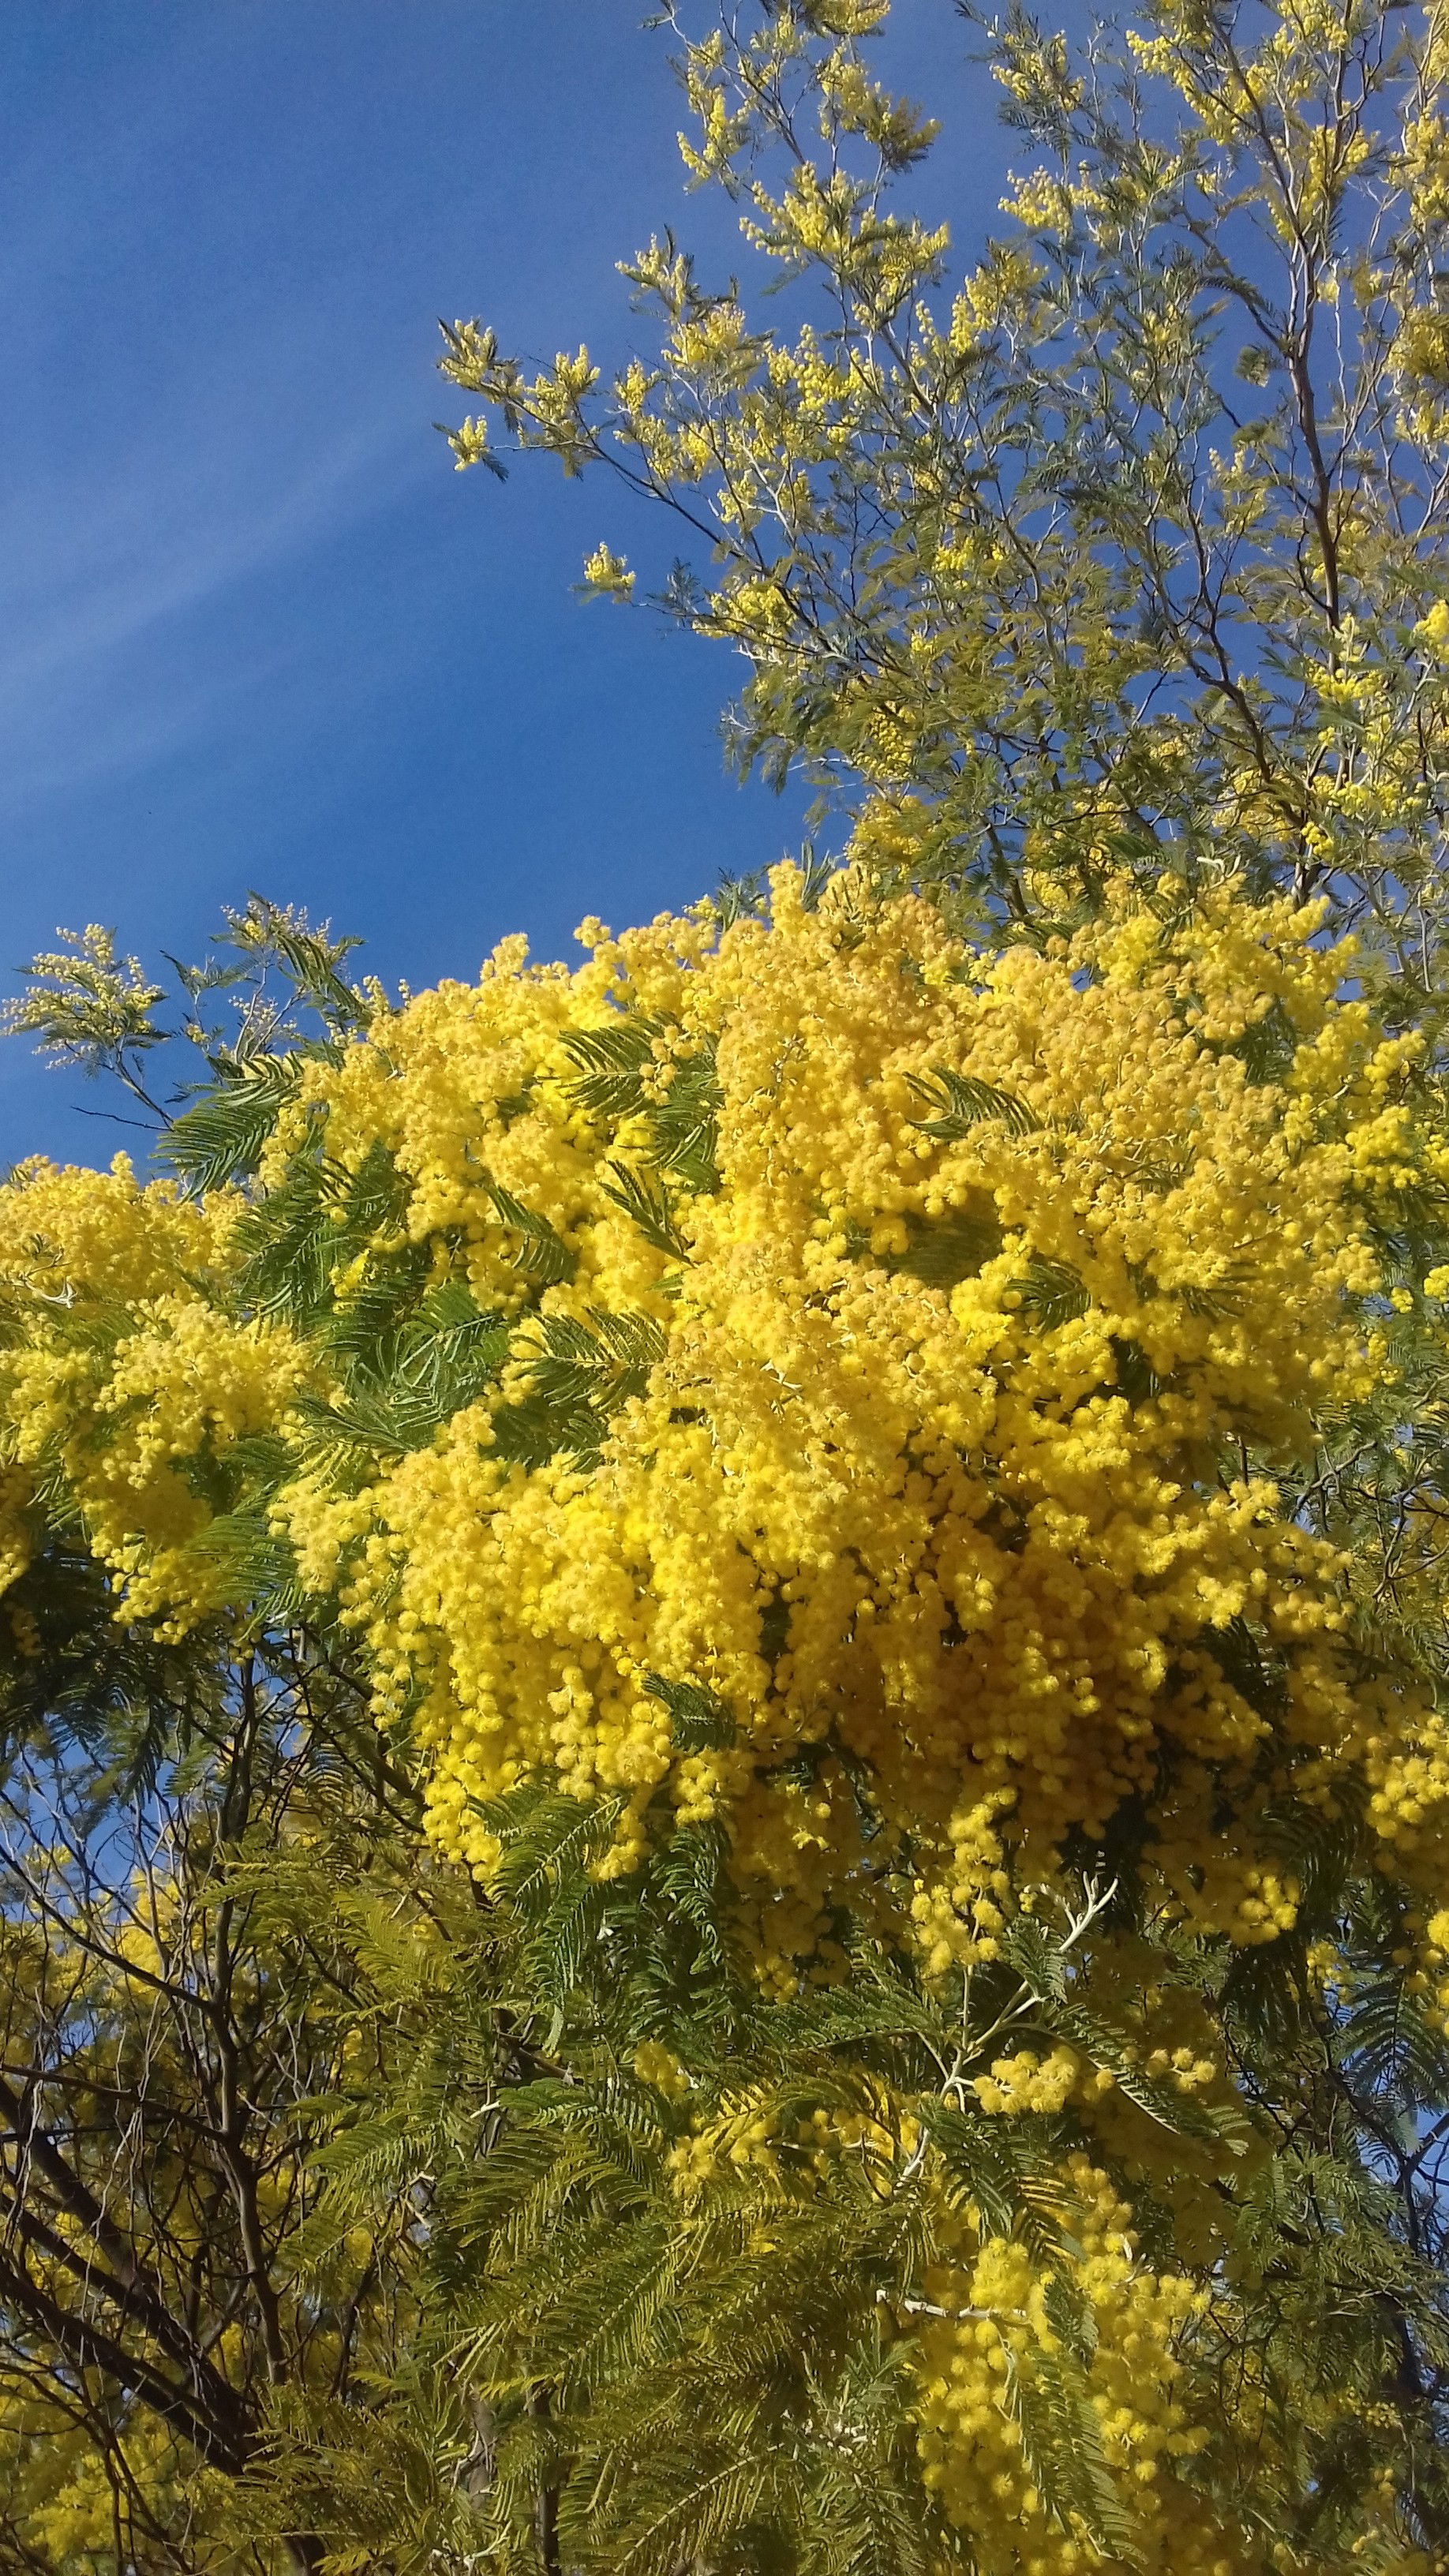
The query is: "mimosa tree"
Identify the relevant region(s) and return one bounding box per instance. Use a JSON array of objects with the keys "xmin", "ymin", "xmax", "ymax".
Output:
[{"xmin": 4, "ymin": 3, "xmax": 1449, "ymax": 2570}]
